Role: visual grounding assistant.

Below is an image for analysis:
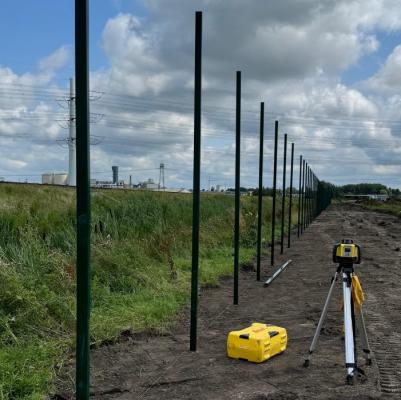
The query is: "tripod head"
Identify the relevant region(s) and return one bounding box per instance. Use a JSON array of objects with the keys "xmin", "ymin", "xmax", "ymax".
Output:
[{"xmin": 333, "ymin": 239, "xmax": 361, "ymax": 272}]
